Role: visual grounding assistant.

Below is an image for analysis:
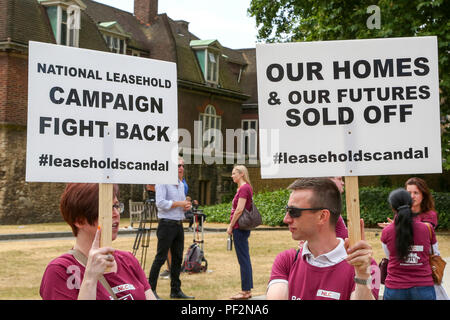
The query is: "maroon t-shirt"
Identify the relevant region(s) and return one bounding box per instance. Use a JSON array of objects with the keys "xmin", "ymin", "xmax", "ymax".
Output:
[
  {"xmin": 381, "ymin": 221, "xmax": 436, "ymax": 289},
  {"xmin": 414, "ymin": 210, "xmax": 438, "ymax": 229},
  {"xmin": 269, "ymin": 248, "xmax": 379, "ymax": 300},
  {"xmin": 40, "ymin": 250, "xmax": 151, "ymax": 300},
  {"xmin": 231, "ymin": 183, "xmax": 253, "ymax": 229},
  {"xmin": 335, "ymin": 215, "xmax": 348, "ymax": 239}
]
